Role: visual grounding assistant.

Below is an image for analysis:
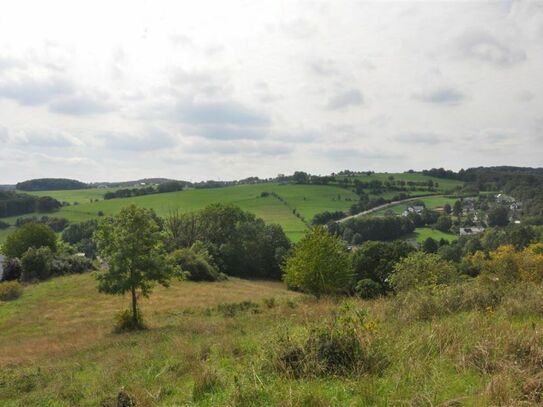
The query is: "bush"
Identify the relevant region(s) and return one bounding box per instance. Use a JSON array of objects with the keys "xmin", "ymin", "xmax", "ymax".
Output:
[
  {"xmin": 0, "ymin": 281, "xmax": 23, "ymax": 301},
  {"xmin": 172, "ymin": 243, "xmax": 224, "ymax": 282},
  {"xmin": 355, "ymin": 279, "xmax": 383, "ymax": 299},
  {"xmin": 389, "ymin": 251, "xmax": 458, "ymax": 292},
  {"xmin": 1, "ymin": 258, "xmax": 22, "ymax": 281},
  {"xmin": 283, "ymin": 226, "xmax": 353, "ymax": 297},
  {"xmin": 270, "ymin": 301, "xmax": 386, "ymax": 377},
  {"xmin": 0, "ymin": 220, "xmax": 10, "ymax": 230},
  {"xmin": 3, "ymin": 223, "xmax": 57, "ymax": 259},
  {"xmin": 114, "ymin": 308, "xmax": 145, "ymax": 332},
  {"xmin": 21, "ymin": 247, "xmax": 53, "ymax": 282},
  {"xmin": 50, "ymin": 255, "xmax": 93, "ymax": 276}
]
